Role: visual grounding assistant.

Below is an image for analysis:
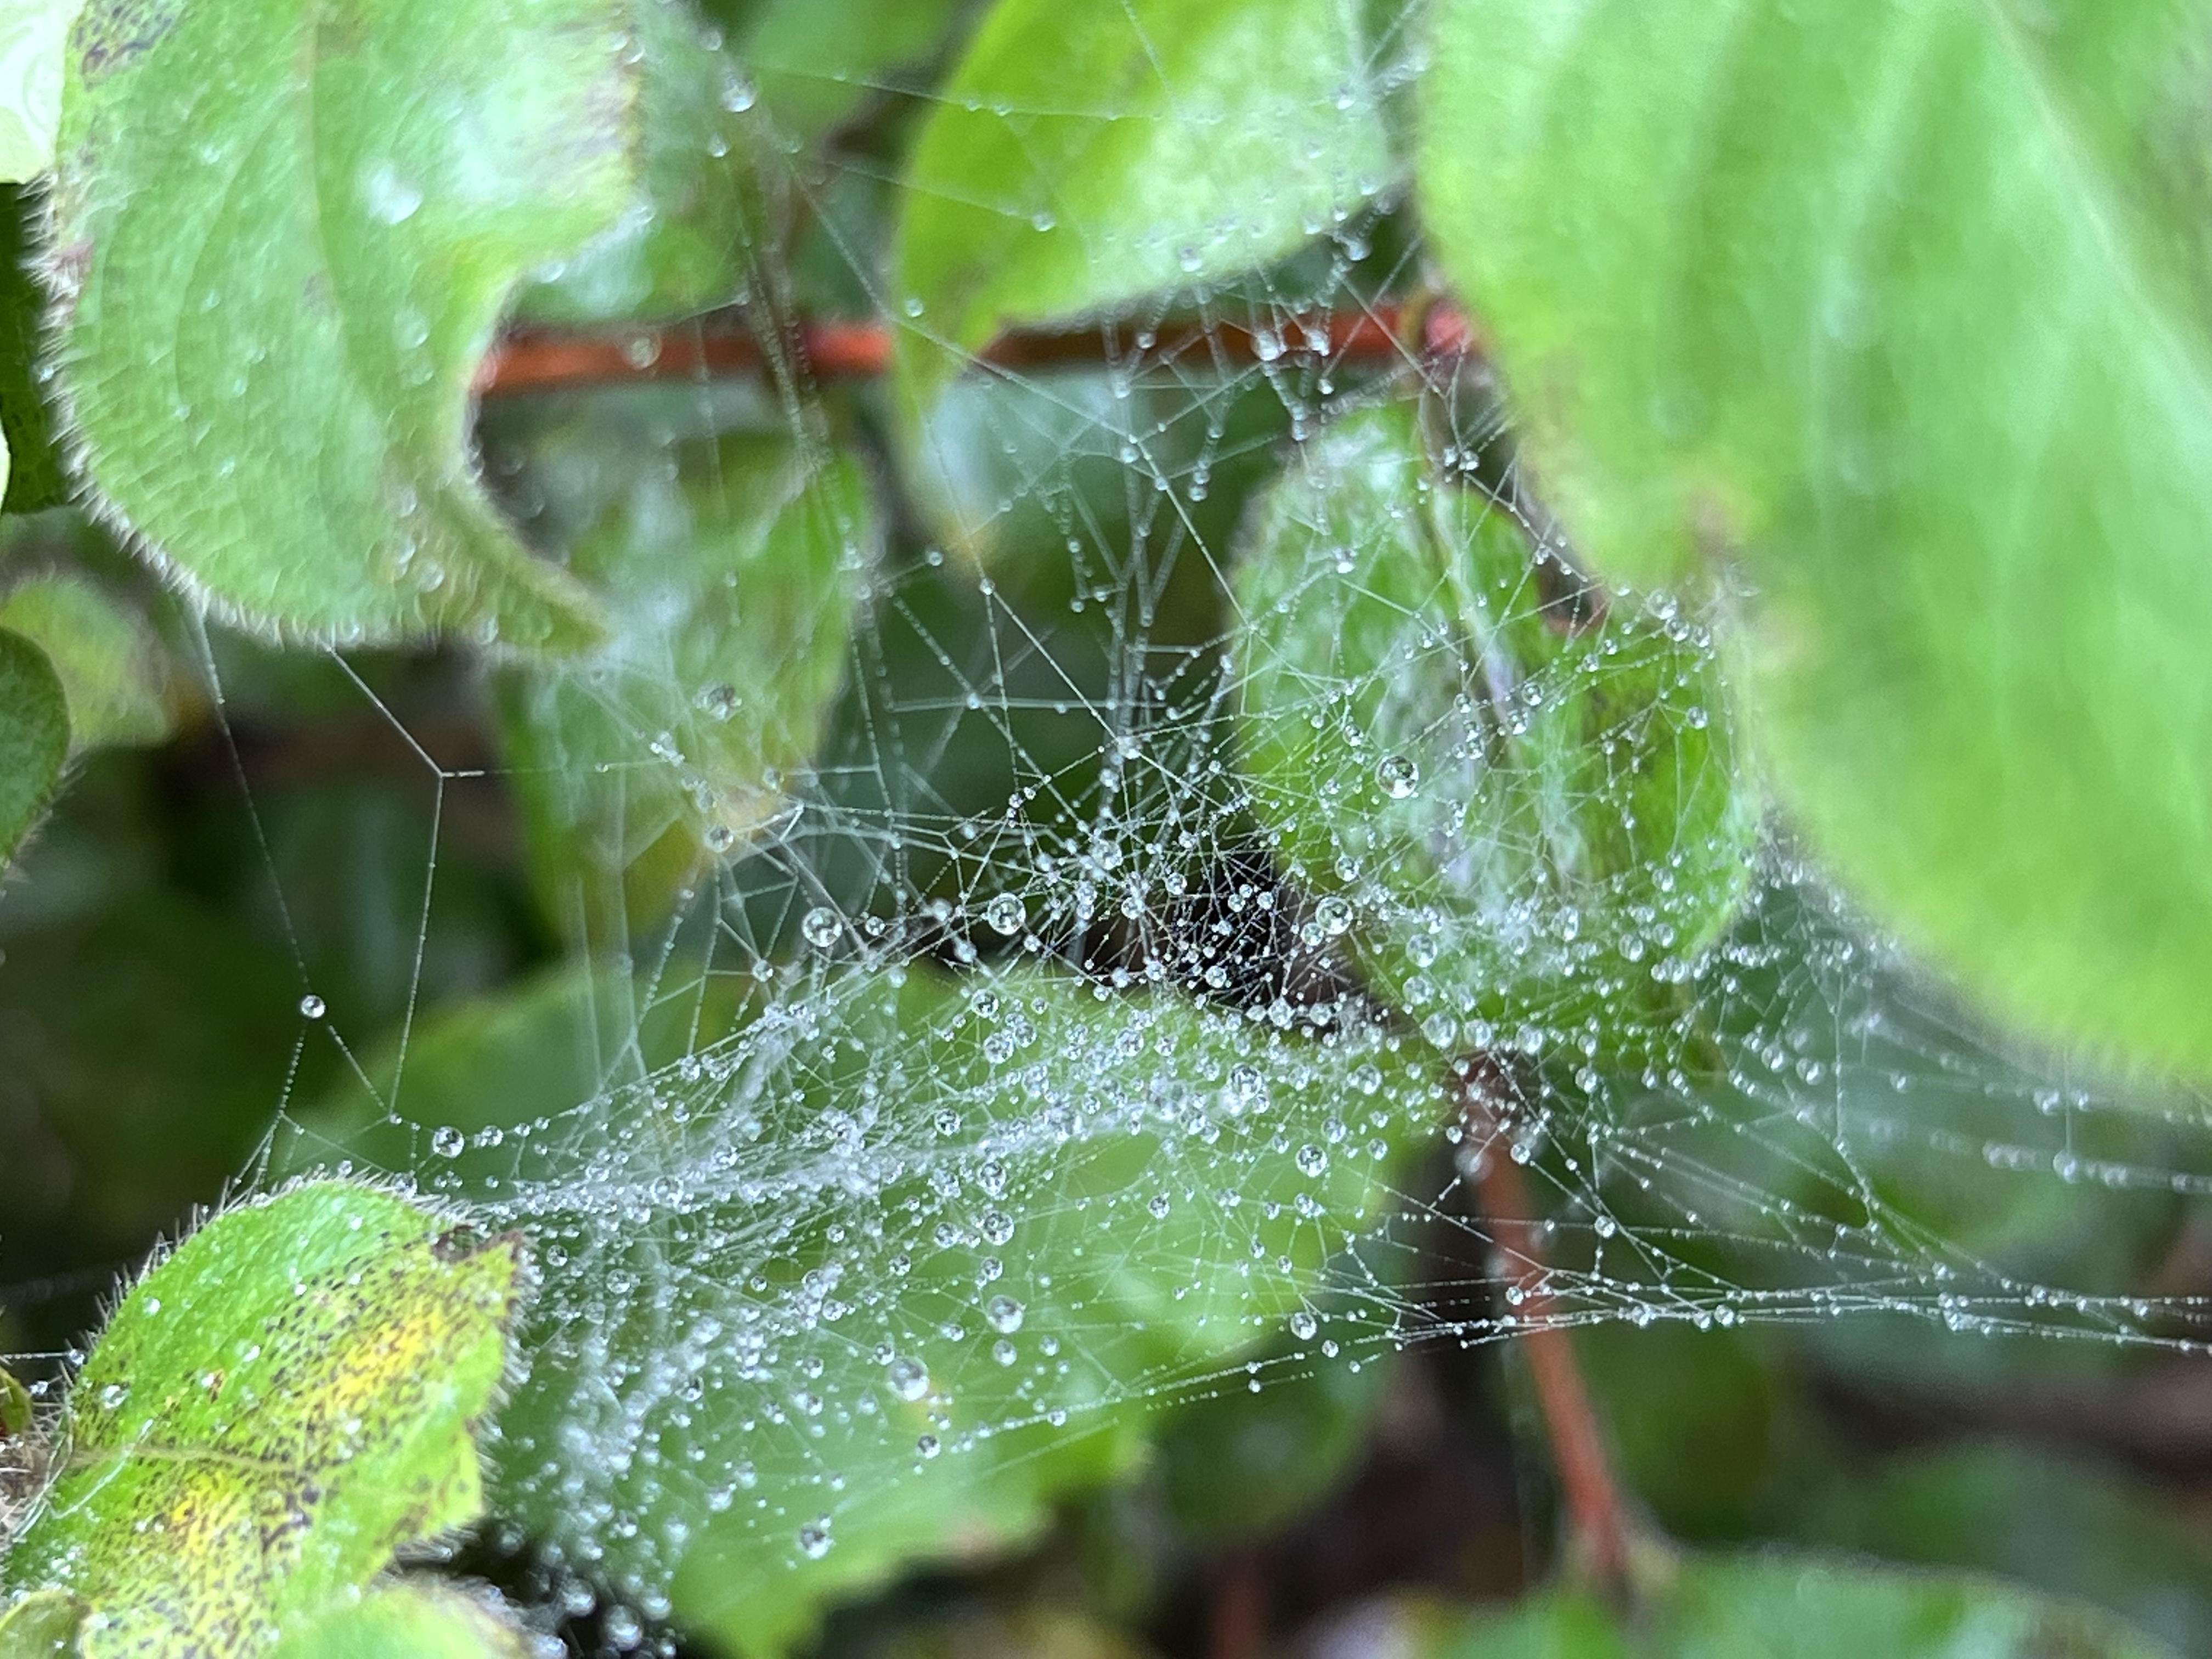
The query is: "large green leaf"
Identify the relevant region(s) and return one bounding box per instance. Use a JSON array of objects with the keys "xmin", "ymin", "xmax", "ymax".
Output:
[
  {"xmin": 892, "ymin": 0, "xmax": 1391, "ymax": 409},
  {"xmin": 46, "ymin": 0, "xmax": 636, "ymax": 649},
  {"xmin": 491, "ymin": 415, "xmax": 869, "ymax": 945},
  {"xmin": 0, "ymin": 625, "xmax": 66, "ymax": 870},
  {"xmin": 289, "ymin": 962, "xmax": 1436, "ymax": 1655},
  {"xmin": 1427, "ymin": 1555, "xmax": 2172, "ymax": 1658},
  {"xmin": 1420, "ymin": 1, "xmax": 2212, "ymax": 1077},
  {"xmin": 3, "ymin": 1182, "xmax": 524, "ymax": 1654},
  {"xmin": 1233, "ymin": 399, "xmax": 1756, "ymax": 1060}
]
